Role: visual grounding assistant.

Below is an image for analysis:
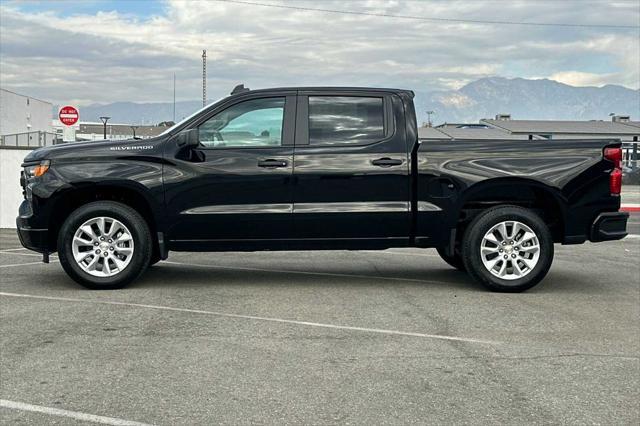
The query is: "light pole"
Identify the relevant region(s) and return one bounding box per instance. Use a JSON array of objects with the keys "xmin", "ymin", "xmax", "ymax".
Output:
[
  {"xmin": 99, "ymin": 116, "xmax": 111, "ymax": 140},
  {"xmin": 426, "ymin": 111, "xmax": 435, "ymax": 128},
  {"xmin": 202, "ymin": 50, "xmax": 207, "ymax": 107}
]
